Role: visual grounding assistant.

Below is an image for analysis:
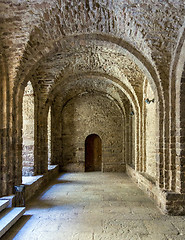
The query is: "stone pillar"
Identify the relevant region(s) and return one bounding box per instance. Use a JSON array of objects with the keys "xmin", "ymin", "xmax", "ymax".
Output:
[
  {"xmin": 35, "ymin": 107, "xmax": 48, "ymax": 175},
  {"xmin": 51, "ymin": 102, "xmax": 62, "ymax": 166},
  {"xmin": 0, "ymin": 48, "xmax": 13, "ymax": 196},
  {"xmin": 48, "ymin": 107, "xmax": 51, "ymax": 165},
  {"xmin": 127, "ymin": 105, "xmax": 134, "ymax": 166},
  {"xmin": 176, "ymin": 69, "xmax": 185, "ymax": 193}
]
